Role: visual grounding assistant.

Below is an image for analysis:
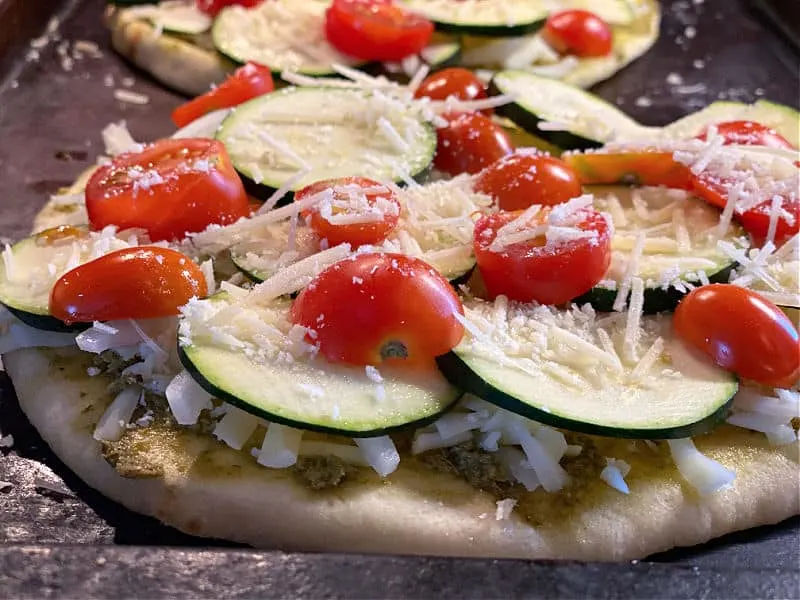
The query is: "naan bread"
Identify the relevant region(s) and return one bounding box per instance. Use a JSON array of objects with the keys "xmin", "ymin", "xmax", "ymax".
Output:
[
  {"xmin": 3, "ymin": 180, "xmax": 799, "ymax": 560},
  {"xmin": 5, "ymin": 345, "xmax": 799, "ymax": 560},
  {"xmin": 104, "ymin": 0, "xmax": 661, "ymax": 97}
]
